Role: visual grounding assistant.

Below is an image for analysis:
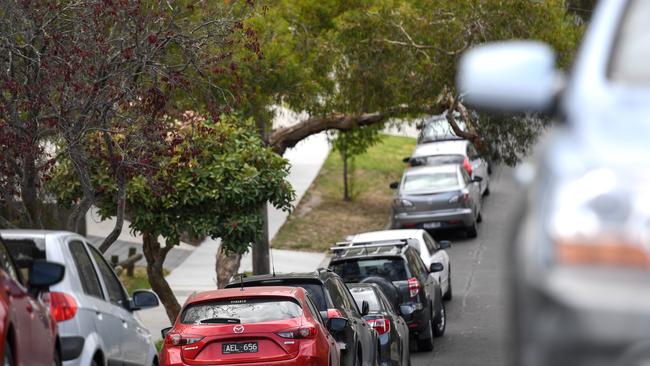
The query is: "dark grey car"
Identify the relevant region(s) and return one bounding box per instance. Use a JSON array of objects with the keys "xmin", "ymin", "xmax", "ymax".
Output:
[
  {"xmin": 390, "ymin": 164, "xmax": 483, "ymax": 238},
  {"xmin": 348, "ymin": 283, "xmax": 410, "ymax": 366}
]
